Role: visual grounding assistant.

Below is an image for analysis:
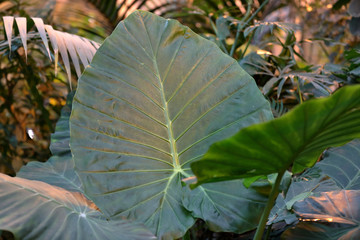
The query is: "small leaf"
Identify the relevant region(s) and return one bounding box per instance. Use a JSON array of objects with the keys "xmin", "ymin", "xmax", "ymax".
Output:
[{"xmin": 191, "ymin": 85, "xmax": 360, "ymax": 185}]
